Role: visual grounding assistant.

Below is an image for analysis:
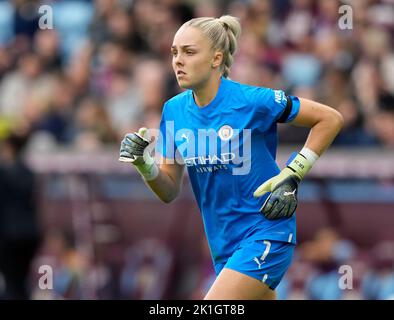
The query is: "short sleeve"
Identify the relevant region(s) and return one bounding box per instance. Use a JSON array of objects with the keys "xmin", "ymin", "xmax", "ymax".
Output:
[{"xmin": 250, "ymin": 87, "xmax": 300, "ymax": 131}]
